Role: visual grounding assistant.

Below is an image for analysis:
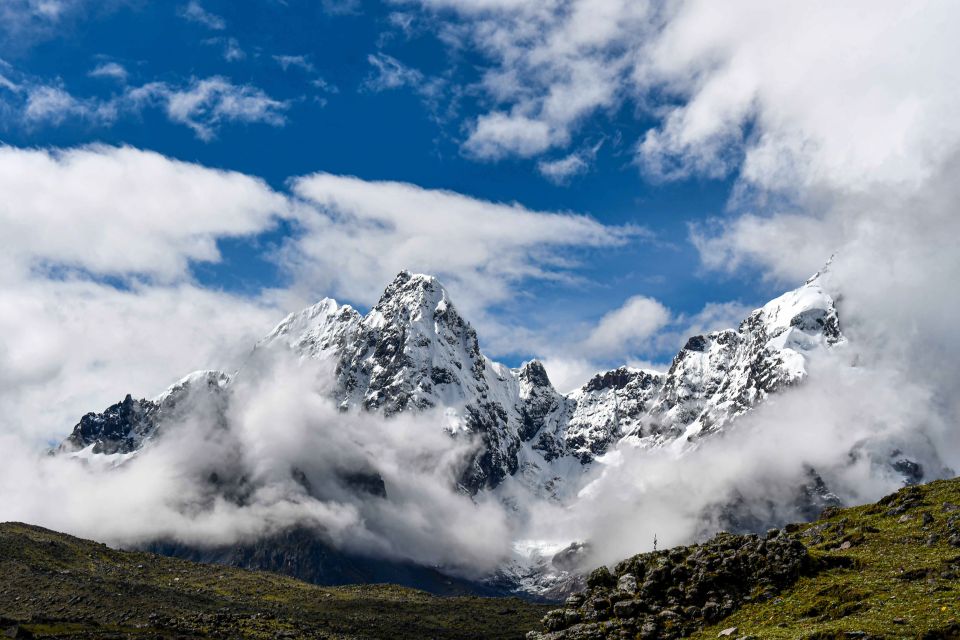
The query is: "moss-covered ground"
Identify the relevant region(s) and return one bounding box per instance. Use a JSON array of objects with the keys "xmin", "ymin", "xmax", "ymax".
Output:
[{"xmin": 689, "ymin": 478, "xmax": 960, "ymax": 639}]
